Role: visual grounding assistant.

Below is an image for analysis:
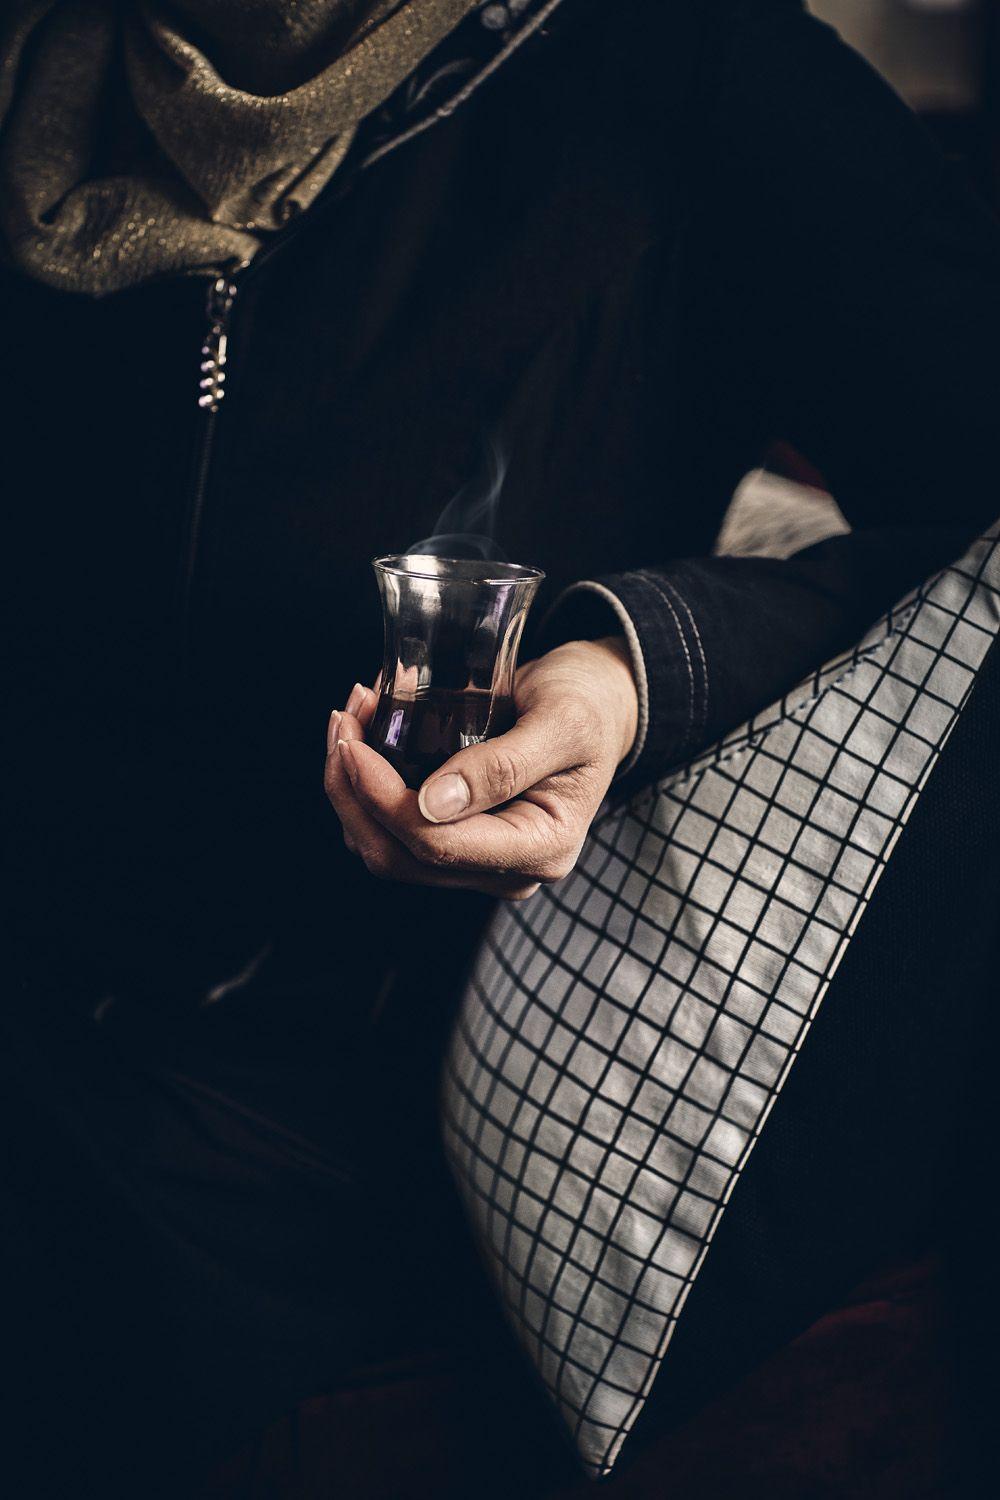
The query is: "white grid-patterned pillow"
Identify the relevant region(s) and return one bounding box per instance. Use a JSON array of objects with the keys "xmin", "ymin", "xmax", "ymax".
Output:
[{"xmin": 441, "ymin": 526, "xmax": 1000, "ymax": 1477}]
